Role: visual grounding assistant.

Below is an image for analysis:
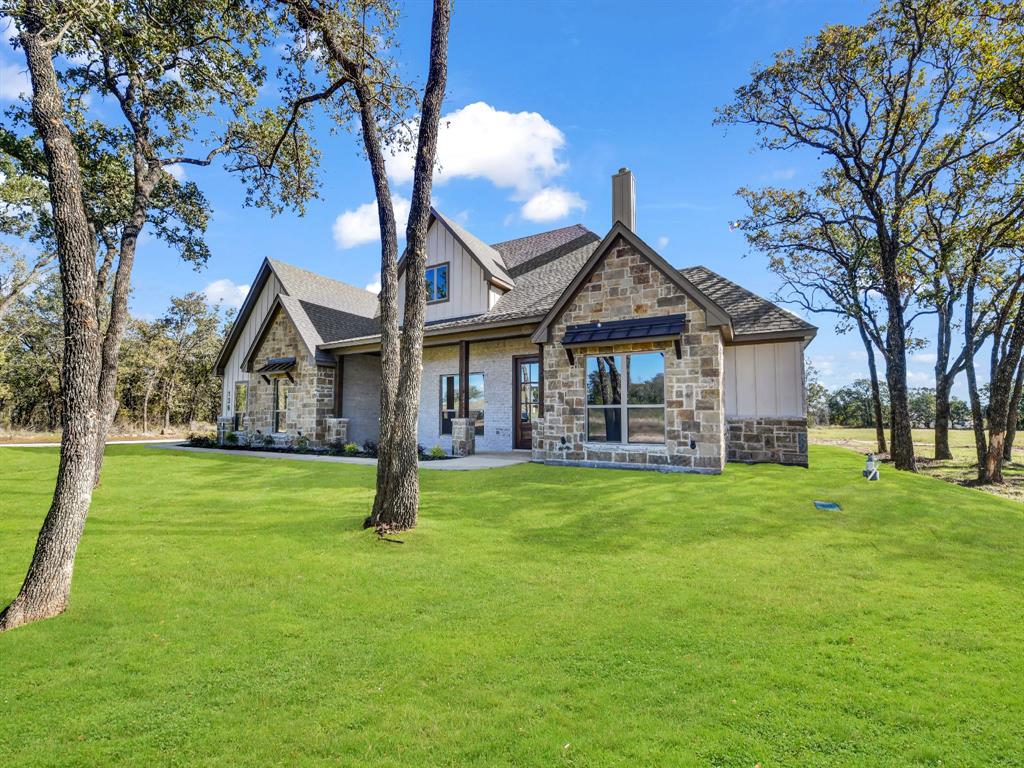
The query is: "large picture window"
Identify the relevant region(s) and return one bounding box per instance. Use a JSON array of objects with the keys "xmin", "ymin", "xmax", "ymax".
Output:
[
  {"xmin": 425, "ymin": 263, "xmax": 449, "ymax": 303},
  {"xmin": 233, "ymin": 381, "xmax": 248, "ymax": 430},
  {"xmin": 439, "ymin": 372, "xmax": 484, "ymax": 436},
  {"xmin": 272, "ymin": 378, "xmax": 290, "ymax": 433},
  {"xmin": 586, "ymin": 352, "xmax": 665, "ymax": 444}
]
